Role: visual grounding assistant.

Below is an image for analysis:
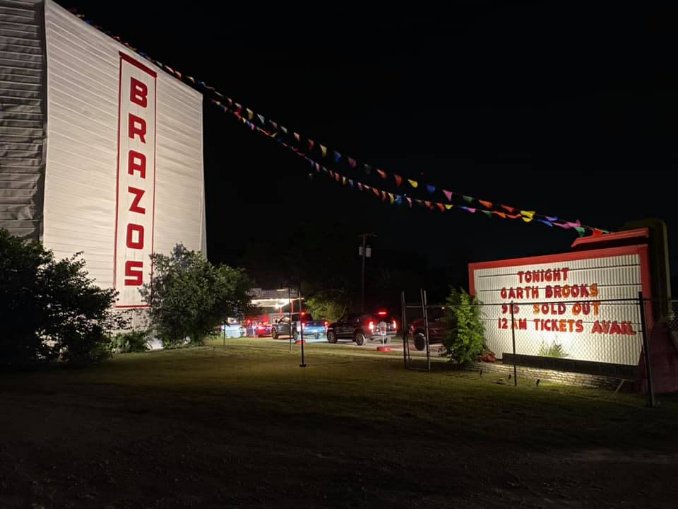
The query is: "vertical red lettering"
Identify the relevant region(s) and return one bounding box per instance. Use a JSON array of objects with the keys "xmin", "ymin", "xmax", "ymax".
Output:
[
  {"xmin": 128, "ymin": 150, "xmax": 146, "ymax": 178},
  {"xmin": 126, "ymin": 223, "xmax": 144, "ymax": 249},
  {"xmin": 128, "ymin": 186, "xmax": 146, "ymax": 214},
  {"xmin": 124, "ymin": 260, "xmax": 144, "ymax": 286},
  {"xmin": 128, "ymin": 114, "xmax": 146, "ymax": 142},
  {"xmin": 130, "ymin": 77, "xmax": 148, "ymax": 107}
]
